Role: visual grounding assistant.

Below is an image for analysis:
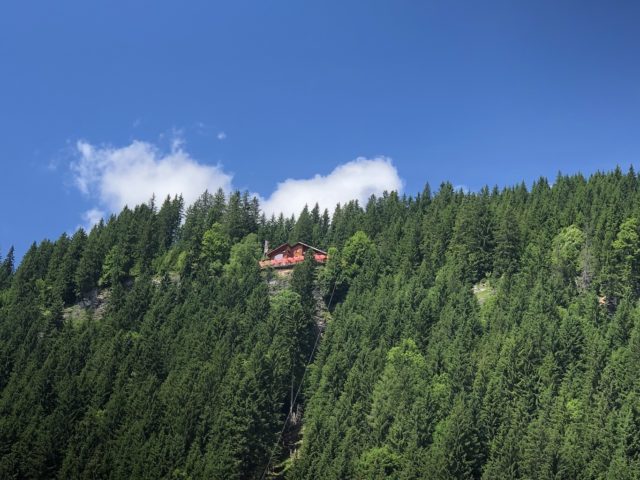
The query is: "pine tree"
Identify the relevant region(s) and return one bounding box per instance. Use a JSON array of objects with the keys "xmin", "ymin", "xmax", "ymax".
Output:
[{"xmin": 0, "ymin": 246, "xmax": 15, "ymax": 288}]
